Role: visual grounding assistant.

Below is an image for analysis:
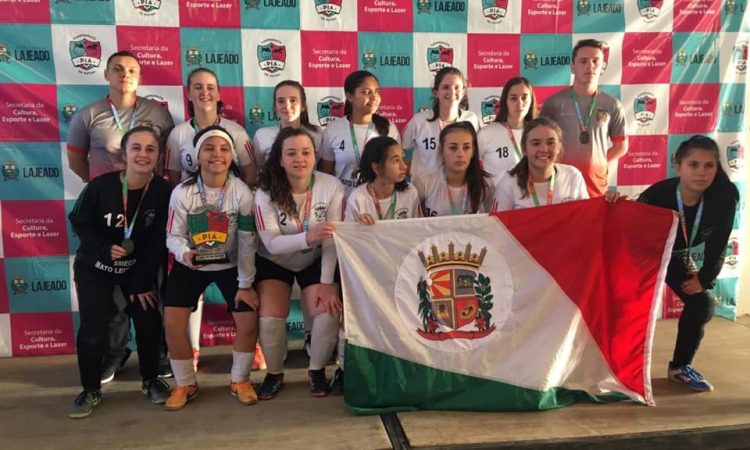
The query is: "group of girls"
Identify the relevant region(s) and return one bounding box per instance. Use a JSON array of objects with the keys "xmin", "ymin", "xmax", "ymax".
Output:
[{"xmin": 69, "ymin": 65, "xmax": 739, "ymax": 418}]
